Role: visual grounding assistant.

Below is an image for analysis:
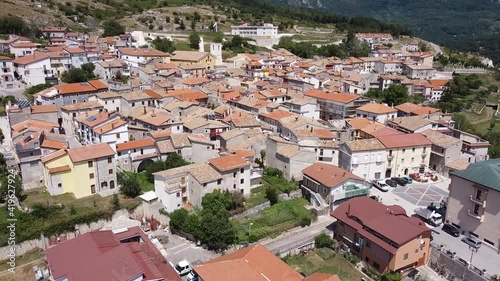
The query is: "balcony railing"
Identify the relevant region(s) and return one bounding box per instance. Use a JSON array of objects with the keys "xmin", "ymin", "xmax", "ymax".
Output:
[
  {"xmin": 467, "ymin": 209, "xmax": 484, "ymax": 222},
  {"xmin": 470, "ymin": 195, "xmax": 486, "ymax": 208}
]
